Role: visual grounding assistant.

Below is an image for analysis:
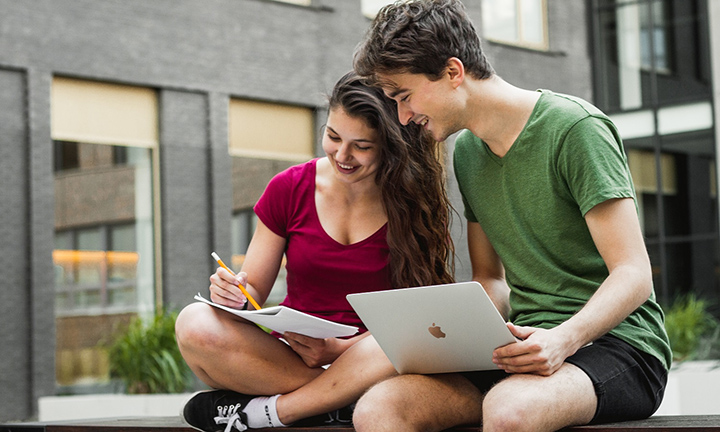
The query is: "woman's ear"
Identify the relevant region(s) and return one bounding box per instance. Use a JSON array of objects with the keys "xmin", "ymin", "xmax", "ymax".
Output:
[{"xmin": 446, "ymin": 57, "xmax": 465, "ymax": 89}]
